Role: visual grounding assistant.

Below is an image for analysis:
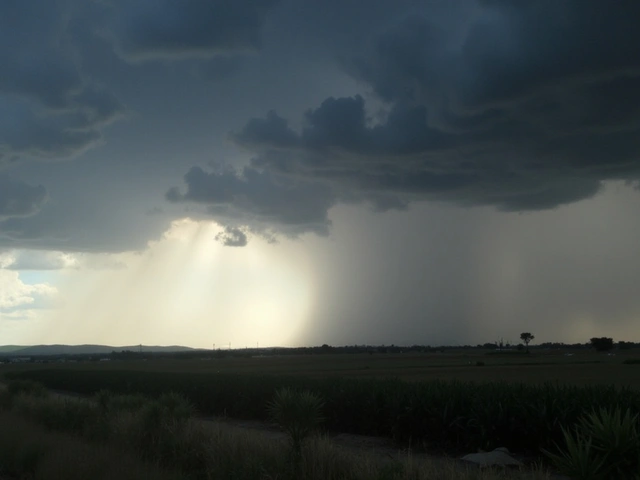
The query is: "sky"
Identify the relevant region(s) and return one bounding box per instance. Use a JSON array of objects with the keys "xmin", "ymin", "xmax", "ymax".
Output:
[{"xmin": 2, "ymin": 0, "xmax": 640, "ymax": 348}]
